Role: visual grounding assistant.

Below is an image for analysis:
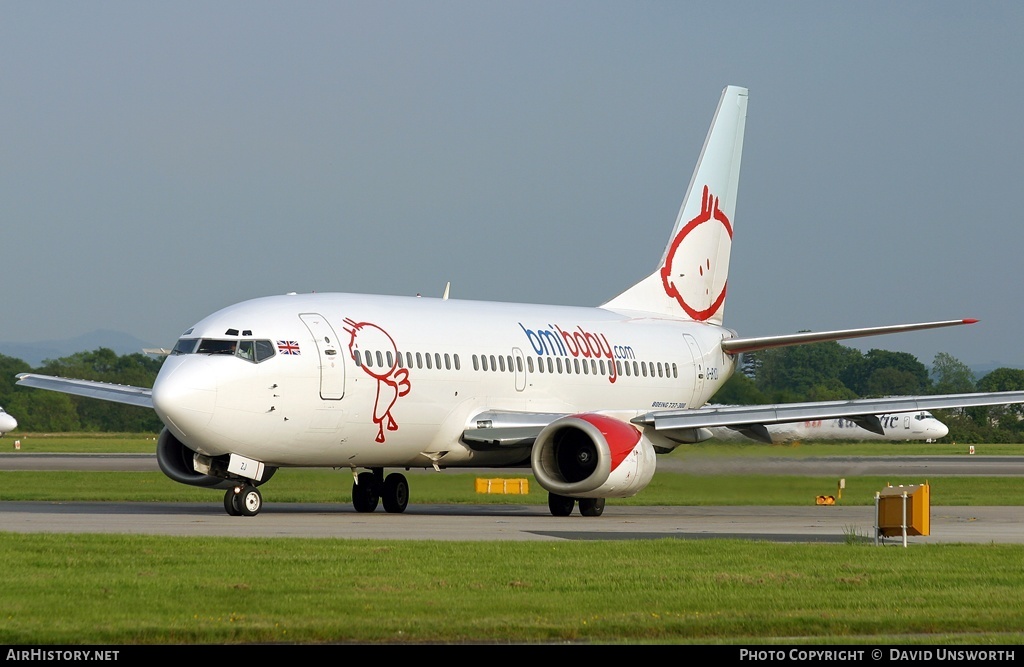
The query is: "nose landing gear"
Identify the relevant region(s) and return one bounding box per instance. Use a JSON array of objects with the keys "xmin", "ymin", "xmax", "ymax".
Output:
[{"xmin": 224, "ymin": 484, "xmax": 263, "ymax": 517}]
